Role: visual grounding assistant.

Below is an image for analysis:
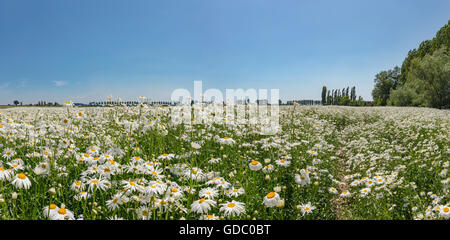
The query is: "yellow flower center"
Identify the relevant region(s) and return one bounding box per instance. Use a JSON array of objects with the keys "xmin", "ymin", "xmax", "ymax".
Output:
[
  {"xmin": 266, "ymin": 192, "xmax": 276, "ymax": 199},
  {"xmin": 18, "ymin": 173, "xmax": 26, "ymax": 179},
  {"xmin": 58, "ymin": 208, "xmax": 67, "ymax": 215},
  {"xmin": 199, "ymin": 198, "xmax": 206, "ymax": 203},
  {"xmin": 227, "ymin": 203, "xmax": 236, "ymax": 208},
  {"xmin": 251, "ymin": 161, "xmax": 259, "ymax": 165},
  {"xmin": 49, "ymin": 204, "xmax": 57, "ymax": 209}
]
